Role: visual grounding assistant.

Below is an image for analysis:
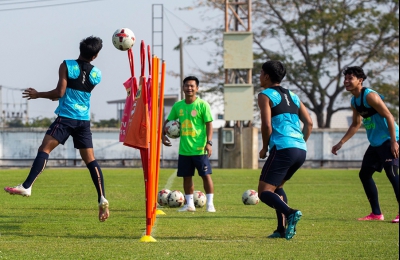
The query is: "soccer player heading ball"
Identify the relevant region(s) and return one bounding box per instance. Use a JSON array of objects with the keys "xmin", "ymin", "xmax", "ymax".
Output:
[{"xmin": 4, "ymin": 36, "xmax": 109, "ymax": 222}]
